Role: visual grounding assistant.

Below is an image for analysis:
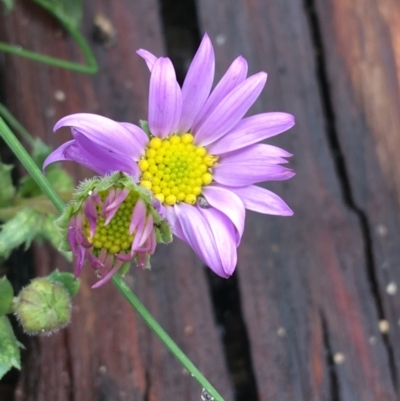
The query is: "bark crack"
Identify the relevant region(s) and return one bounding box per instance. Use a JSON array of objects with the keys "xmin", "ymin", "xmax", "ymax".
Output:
[
  {"xmin": 321, "ymin": 313, "xmax": 341, "ymax": 401},
  {"xmin": 304, "ymin": 0, "xmax": 398, "ymax": 390},
  {"xmin": 62, "ymin": 329, "xmax": 74, "ymax": 401}
]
